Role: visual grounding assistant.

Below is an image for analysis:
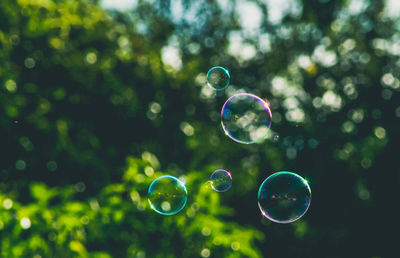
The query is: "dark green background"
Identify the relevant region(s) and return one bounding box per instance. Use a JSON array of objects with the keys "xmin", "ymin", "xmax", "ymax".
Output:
[{"xmin": 0, "ymin": 0, "xmax": 398, "ymax": 257}]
